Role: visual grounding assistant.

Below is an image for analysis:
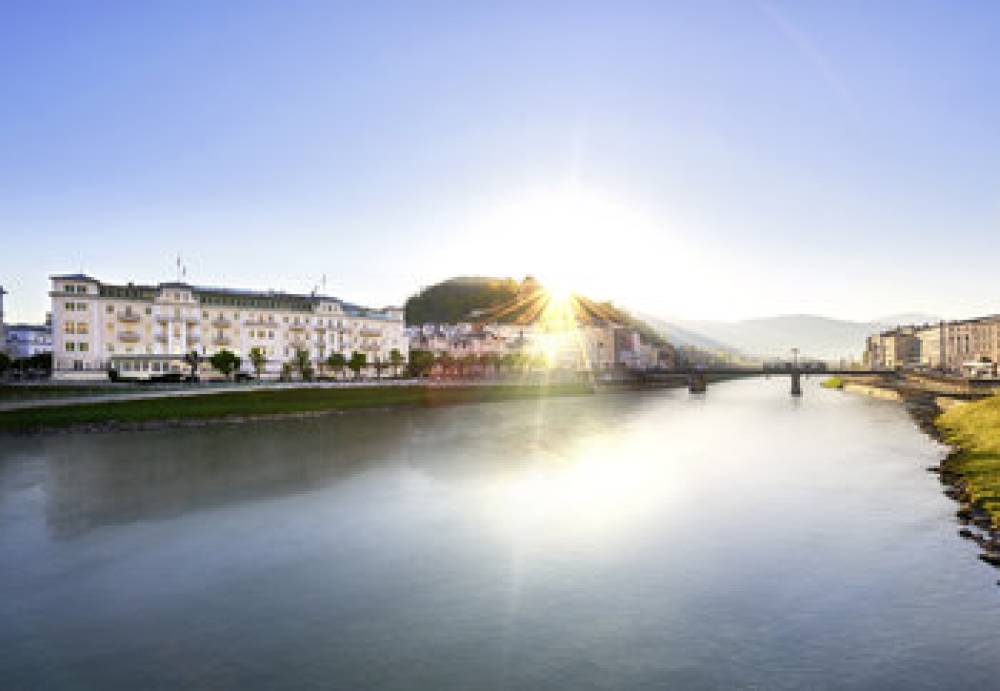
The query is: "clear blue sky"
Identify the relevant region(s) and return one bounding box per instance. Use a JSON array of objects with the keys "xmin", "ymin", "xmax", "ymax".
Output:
[{"xmin": 2, "ymin": 1, "xmax": 999, "ymax": 323}]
